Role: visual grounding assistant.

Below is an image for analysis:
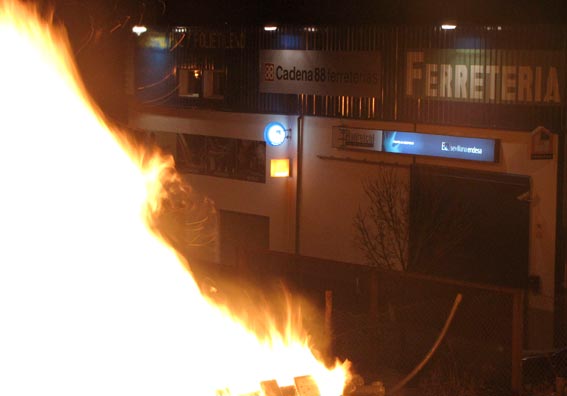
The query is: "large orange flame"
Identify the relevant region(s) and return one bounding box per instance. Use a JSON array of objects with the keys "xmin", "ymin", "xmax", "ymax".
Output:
[{"xmin": 0, "ymin": 1, "xmax": 350, "ymax": 396}]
